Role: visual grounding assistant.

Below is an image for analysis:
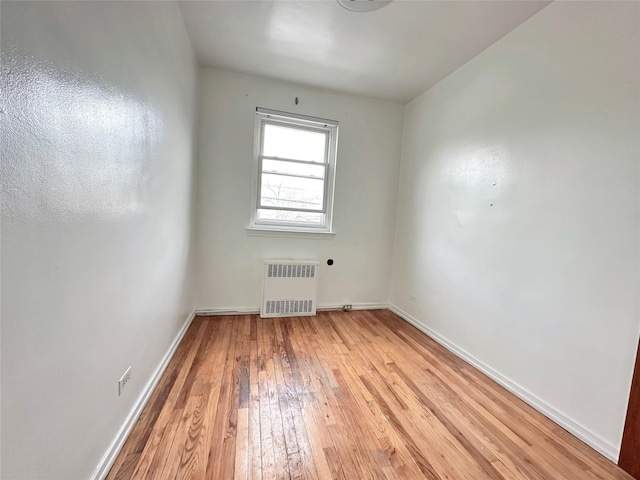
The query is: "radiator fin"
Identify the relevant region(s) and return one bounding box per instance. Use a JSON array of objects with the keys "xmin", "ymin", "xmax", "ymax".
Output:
[
  {"xmin": 267, "ymin": 263, "xmax": 316, "ymax": 279},
  {"xmin": 265, "ymin": 299, "xmax": 314, "ymax": 315}
]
